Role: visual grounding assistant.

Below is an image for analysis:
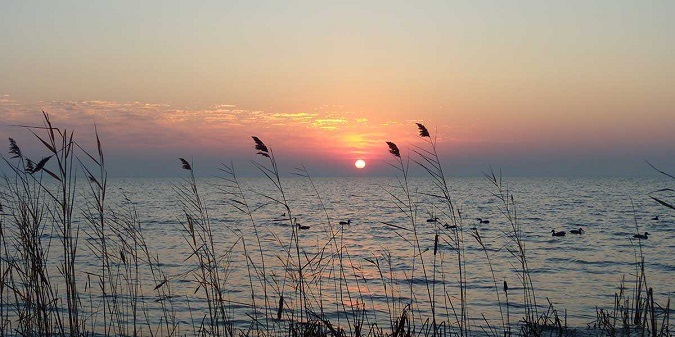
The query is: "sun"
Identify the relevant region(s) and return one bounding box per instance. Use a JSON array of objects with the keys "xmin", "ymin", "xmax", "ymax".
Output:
[{"xmin": 354, "ymin": 159, "xmax": 366, "ymax": 169}]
